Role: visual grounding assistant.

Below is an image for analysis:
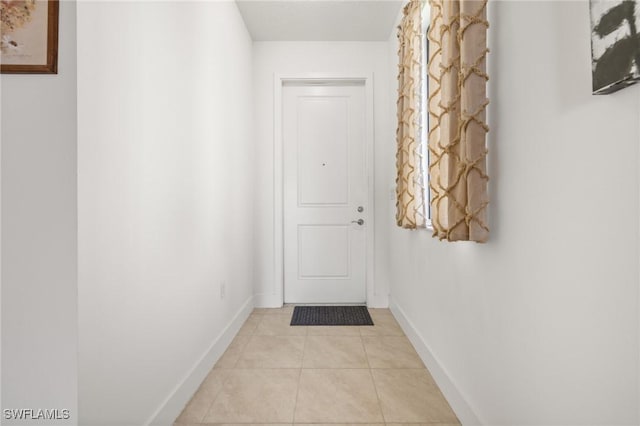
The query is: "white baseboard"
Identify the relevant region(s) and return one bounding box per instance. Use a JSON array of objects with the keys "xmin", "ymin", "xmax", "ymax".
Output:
[
  {"xmin": 389, "ymin": 298, "xmax": 483, "ymax": 426},
  {"xmin": 367, "ymin": 292, "xmax": 389, "ymax": 308},
  {"xmin": 254, "ymin": 293, "xmax": 389, "ymax": 308},
  {"xmin": 145, "ymin": 296, "xmax": 254, "ymax": 426}
]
